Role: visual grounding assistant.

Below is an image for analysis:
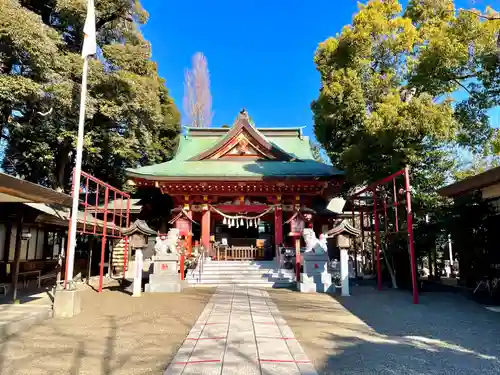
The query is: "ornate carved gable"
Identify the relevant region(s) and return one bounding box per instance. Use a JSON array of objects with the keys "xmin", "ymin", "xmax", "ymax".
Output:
[
  {"xmin": 189, "ymin": 109, "xmax": 292, "ymax": 161},
  {"xmin": 215, "ymin": 130, "xmax": 277, "ymax": 160}
]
